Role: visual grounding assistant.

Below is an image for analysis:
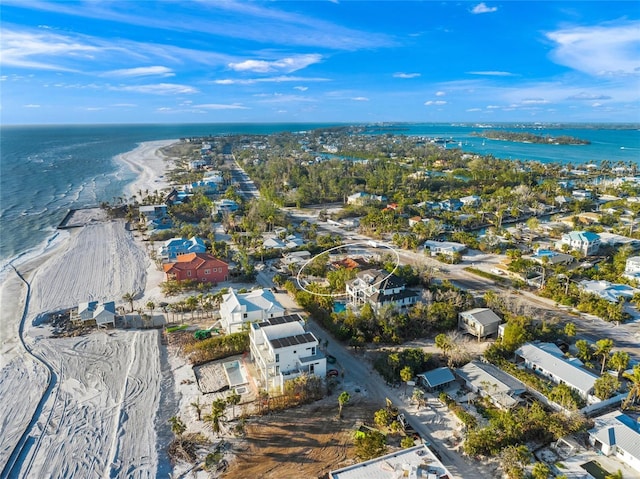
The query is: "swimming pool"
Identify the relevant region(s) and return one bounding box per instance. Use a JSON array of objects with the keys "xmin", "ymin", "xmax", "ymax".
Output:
[
  {"xmin": 223, "ymin": 360, "xmax": 249, "ymax": 388},
  {"xmin": 333, "ymin": 301, "xmax": 347, "ymax": 313}
]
